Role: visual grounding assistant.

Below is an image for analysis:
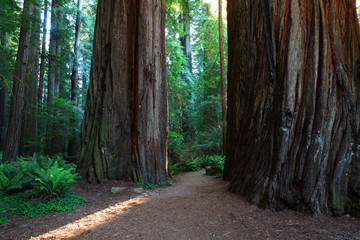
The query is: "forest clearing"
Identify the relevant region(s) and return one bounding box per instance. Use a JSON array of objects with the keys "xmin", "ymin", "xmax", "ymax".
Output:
[{"xmin": 1, "ymin": 170, "xmax": 360, "ymax": 240}]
